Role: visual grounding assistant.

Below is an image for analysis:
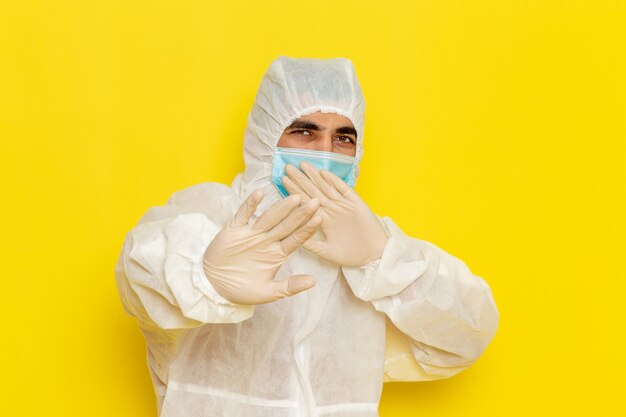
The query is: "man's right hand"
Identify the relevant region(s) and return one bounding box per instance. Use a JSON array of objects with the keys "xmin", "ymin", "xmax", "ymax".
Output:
[{"xmin": 202, "ymin": 190, "xmax": 321, "ymax": 305}]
